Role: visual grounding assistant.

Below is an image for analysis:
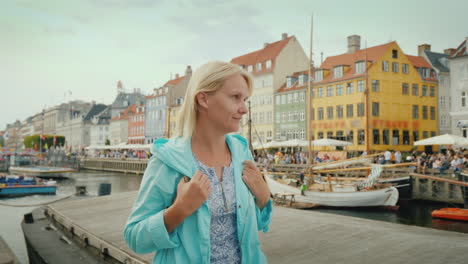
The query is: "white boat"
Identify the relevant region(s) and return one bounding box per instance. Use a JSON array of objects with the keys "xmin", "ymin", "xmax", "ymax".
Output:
[
  {"xmin": 311, "ymin": 154, "xmax": 379, "ymax": 170},
  {"xmin": 266, "ymin": 173, "xmax": 399, "ymax": 208},
  {"xmin": 9, "ymin": 166, "xmax": 75, "ymax": 178}
]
